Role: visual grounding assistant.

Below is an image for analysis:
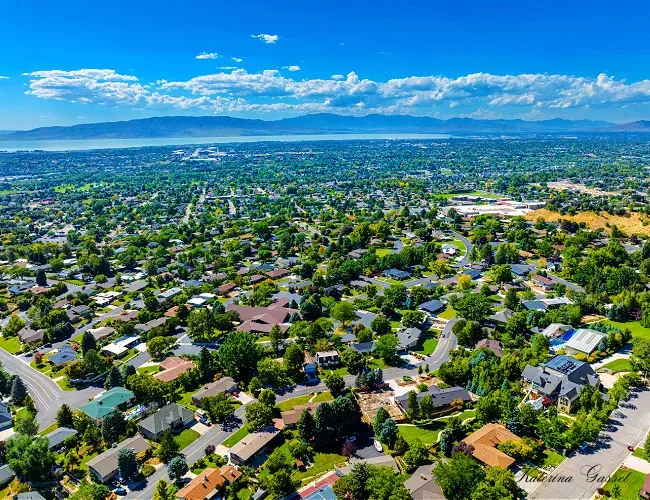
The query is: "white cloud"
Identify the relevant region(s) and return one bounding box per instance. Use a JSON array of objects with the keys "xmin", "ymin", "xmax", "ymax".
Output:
[
  {"xmin": 251, "ymin": 33, "xmax": 279, "ymax": 44},
  {"xmin": 195, "ymin": 52, "xmax": 220, "ymax": 60},
  {"xmin": 284, "ymin": 65, "xmax": 301, "ymax": 72},
  {"xmin": 23, "ymin": 68, "xmax": 650, "ymax": 118},
  {"xmin": 0, "ymin": 76, "xmax": 8, "ymax": 80},
  {"xmin": 232, "ymin": 57, "xmax": 243, "ymax": 63}
]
